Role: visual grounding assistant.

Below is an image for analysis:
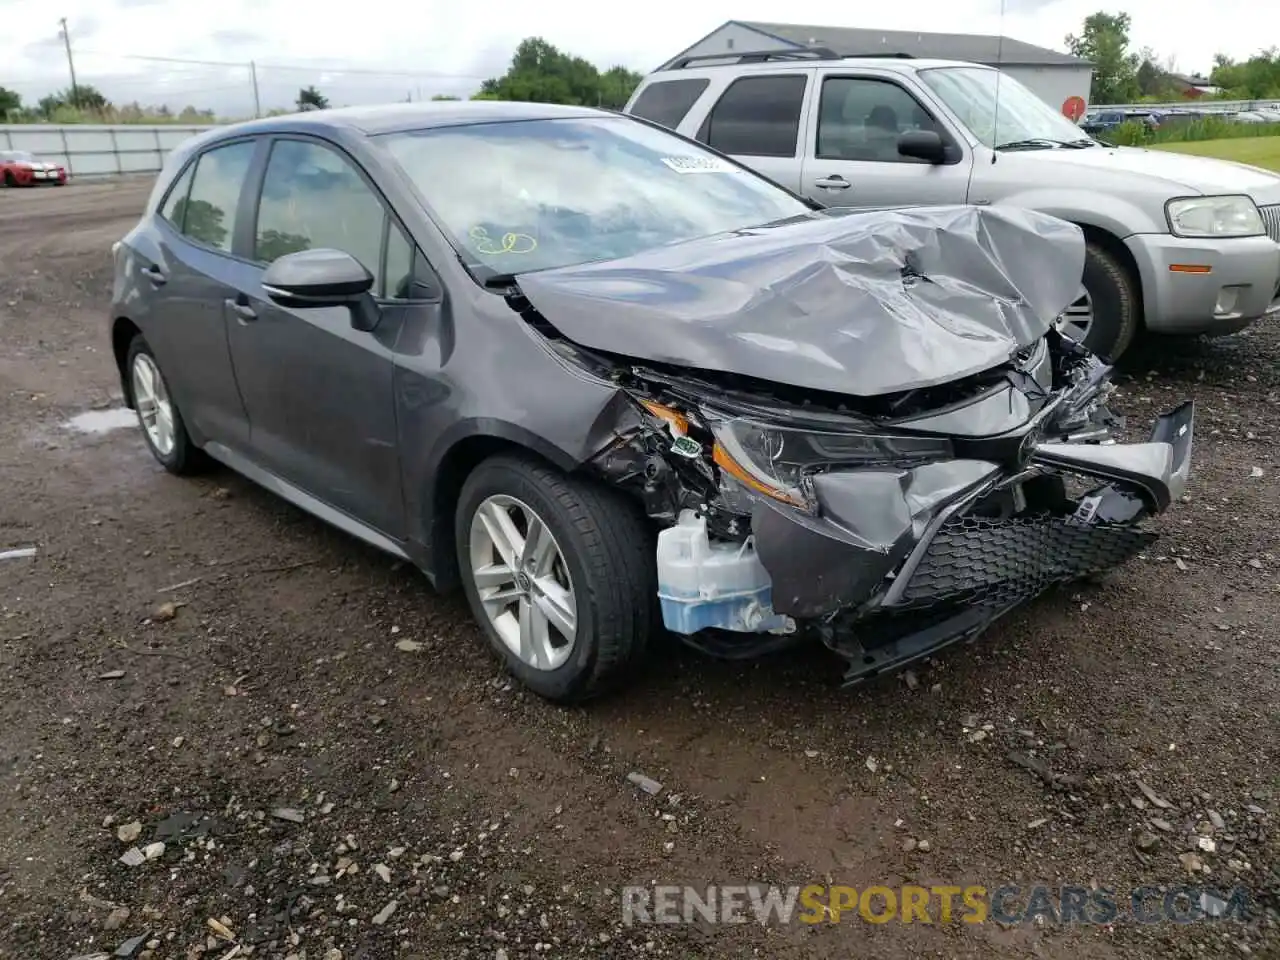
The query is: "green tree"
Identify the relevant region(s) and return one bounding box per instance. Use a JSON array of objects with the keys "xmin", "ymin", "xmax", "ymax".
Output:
[
  {"xmin": 296, "ymin": 86, "xmax": 329, "ymax": 111},
  {"xmin": 1134, "ymin": 48, "xmax": 1182, "ymax": 101},
  {"xmin": 1209, "ymin": 49, "xmax": 1280, "ymax": 99},
  {"xmin": 66, "ymin": 83, "xmax": 108, "ymax": 110},
  {"xmin": 0, "ymin": 86, "xmax": 21, "ymax": 118},
  {"xmin": 431, "ymin": 94, "xmax": 461, "ymax": 101},
  {"xmin": 1066, "ymin": 12, "xmax": 1141, "ymax": 104},
  {"xmin": 37, "ymin": 93, "xmax": 65, "ymax": 117},
  {"xmin": 479, "ymin": 37, "xmax": 642, "ymax": 107}
]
